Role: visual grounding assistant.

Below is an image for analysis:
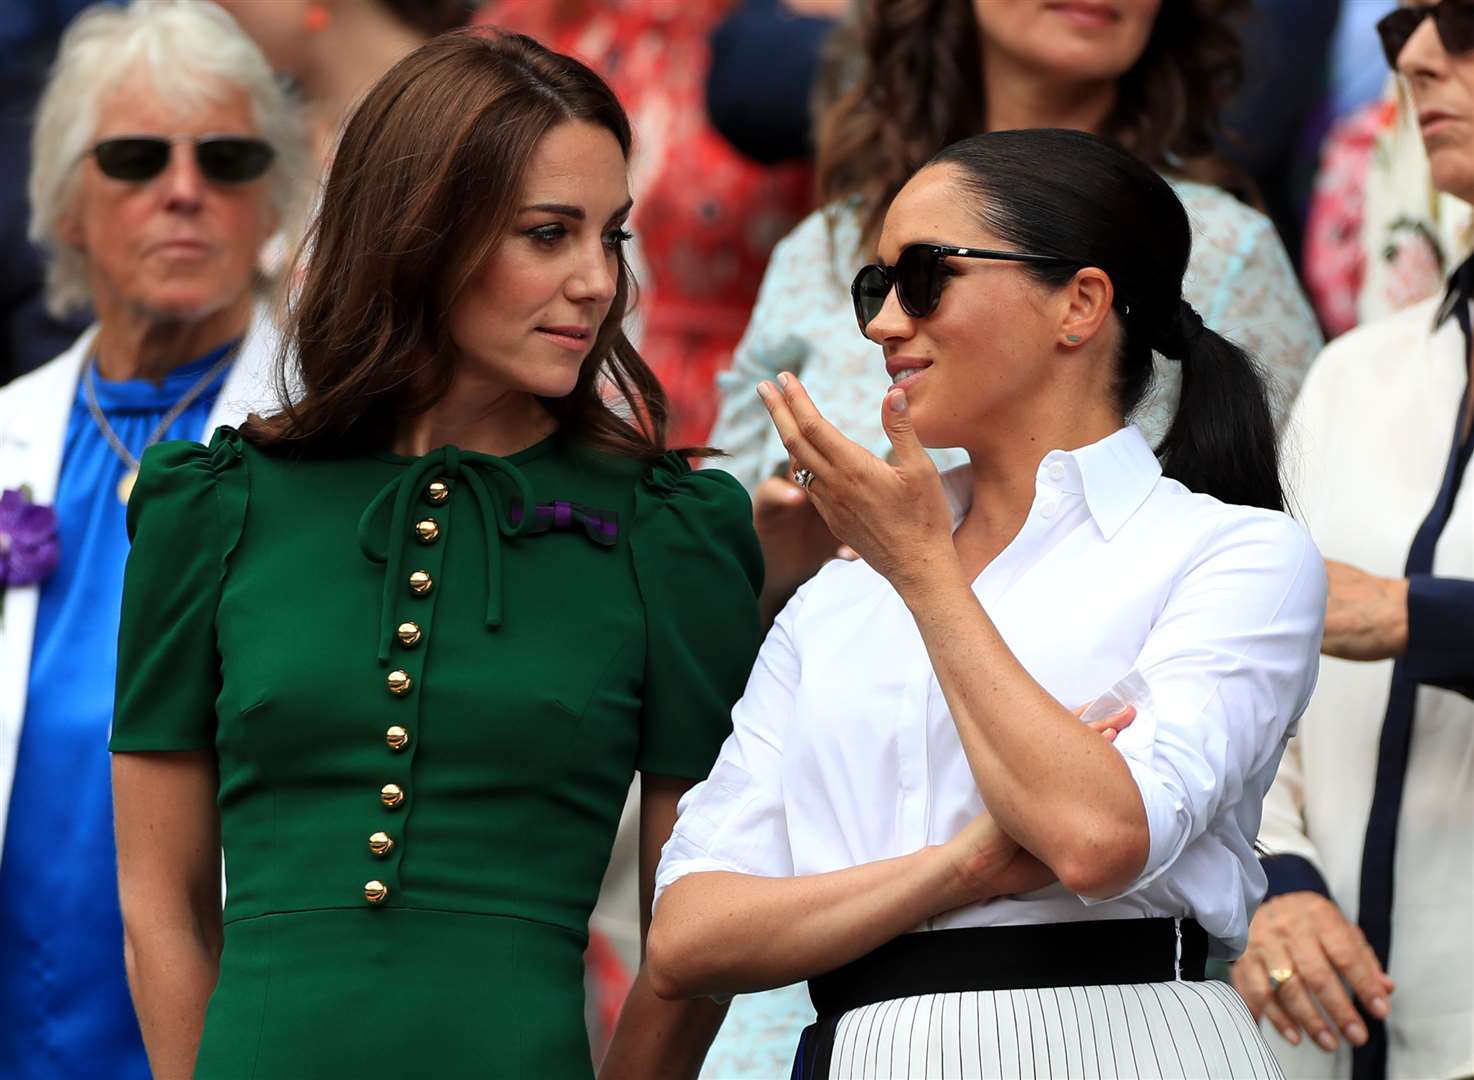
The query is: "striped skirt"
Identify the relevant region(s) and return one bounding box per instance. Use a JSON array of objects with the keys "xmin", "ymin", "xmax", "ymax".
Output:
[
  {"xmin": 792, "ymin": 919, "xmax": 1282, "ymax": 1080},
  {"xmin": 820, "ymin": 980, "xmax": 1282, "ymax": 1079}
]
